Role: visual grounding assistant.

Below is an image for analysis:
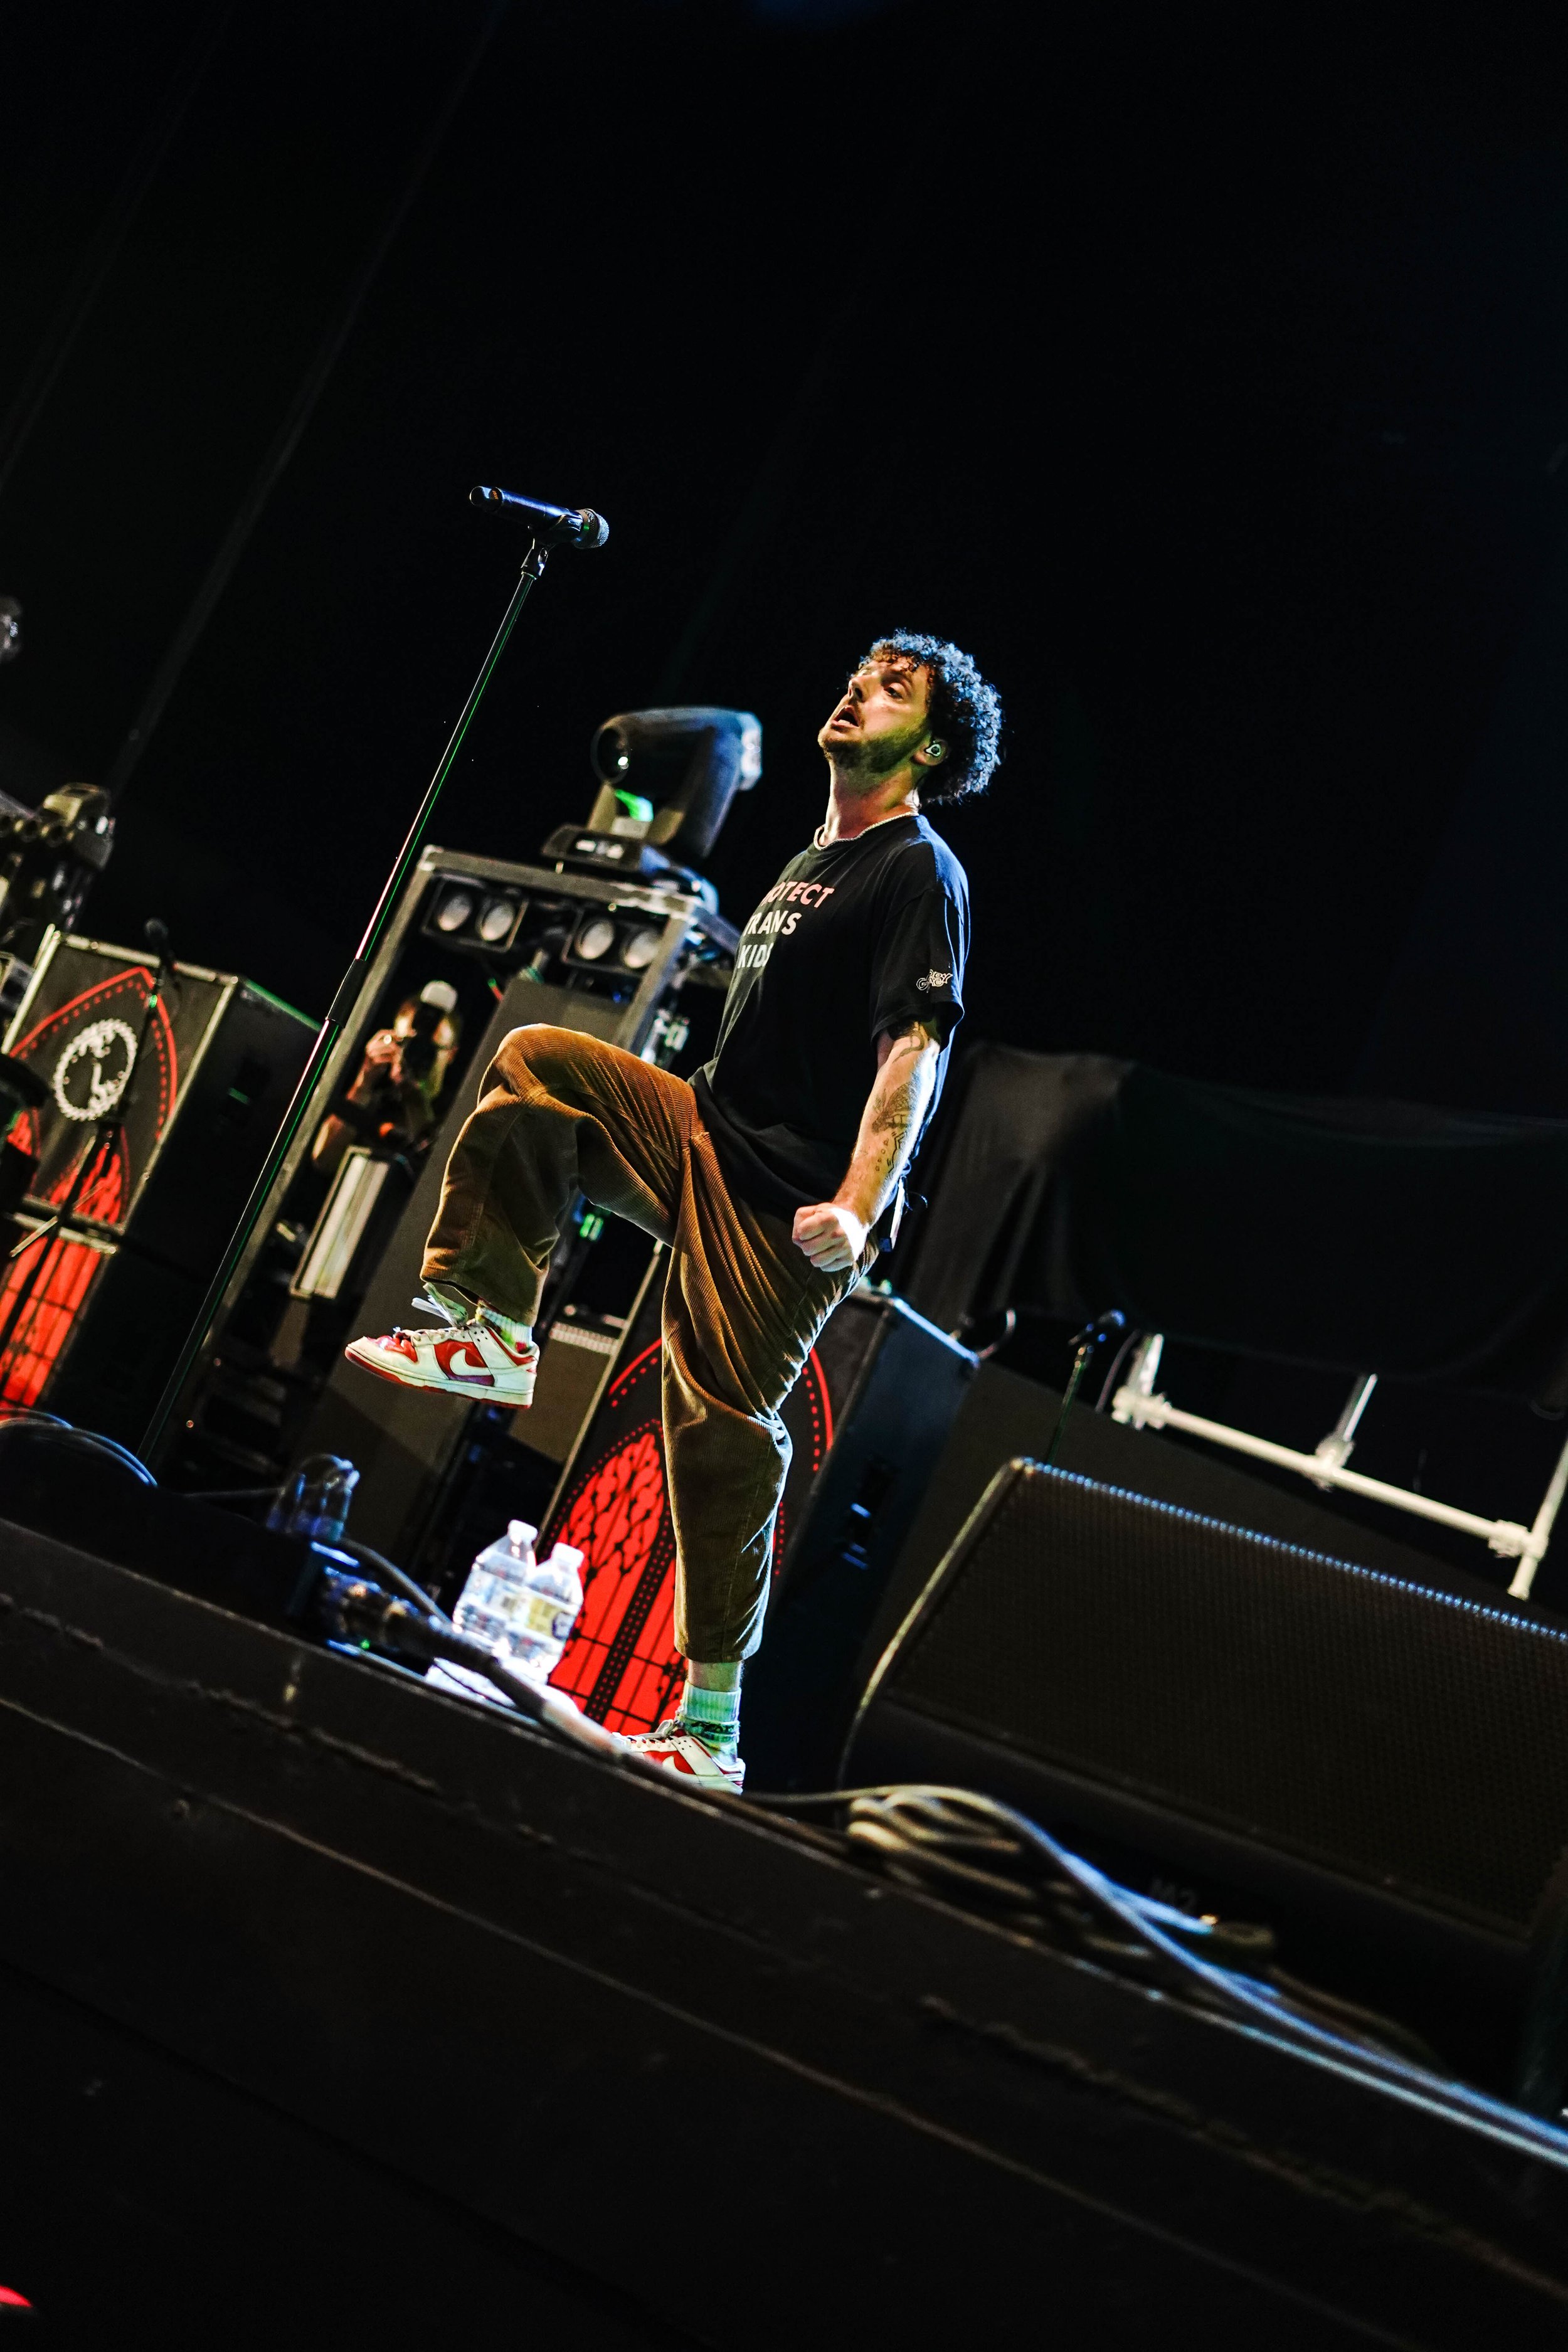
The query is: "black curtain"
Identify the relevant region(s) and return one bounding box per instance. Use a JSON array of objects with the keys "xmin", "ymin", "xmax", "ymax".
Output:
[{"xmin": 903, "ymin": 1049, "xmax": 1568, "ymax": 1402}]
